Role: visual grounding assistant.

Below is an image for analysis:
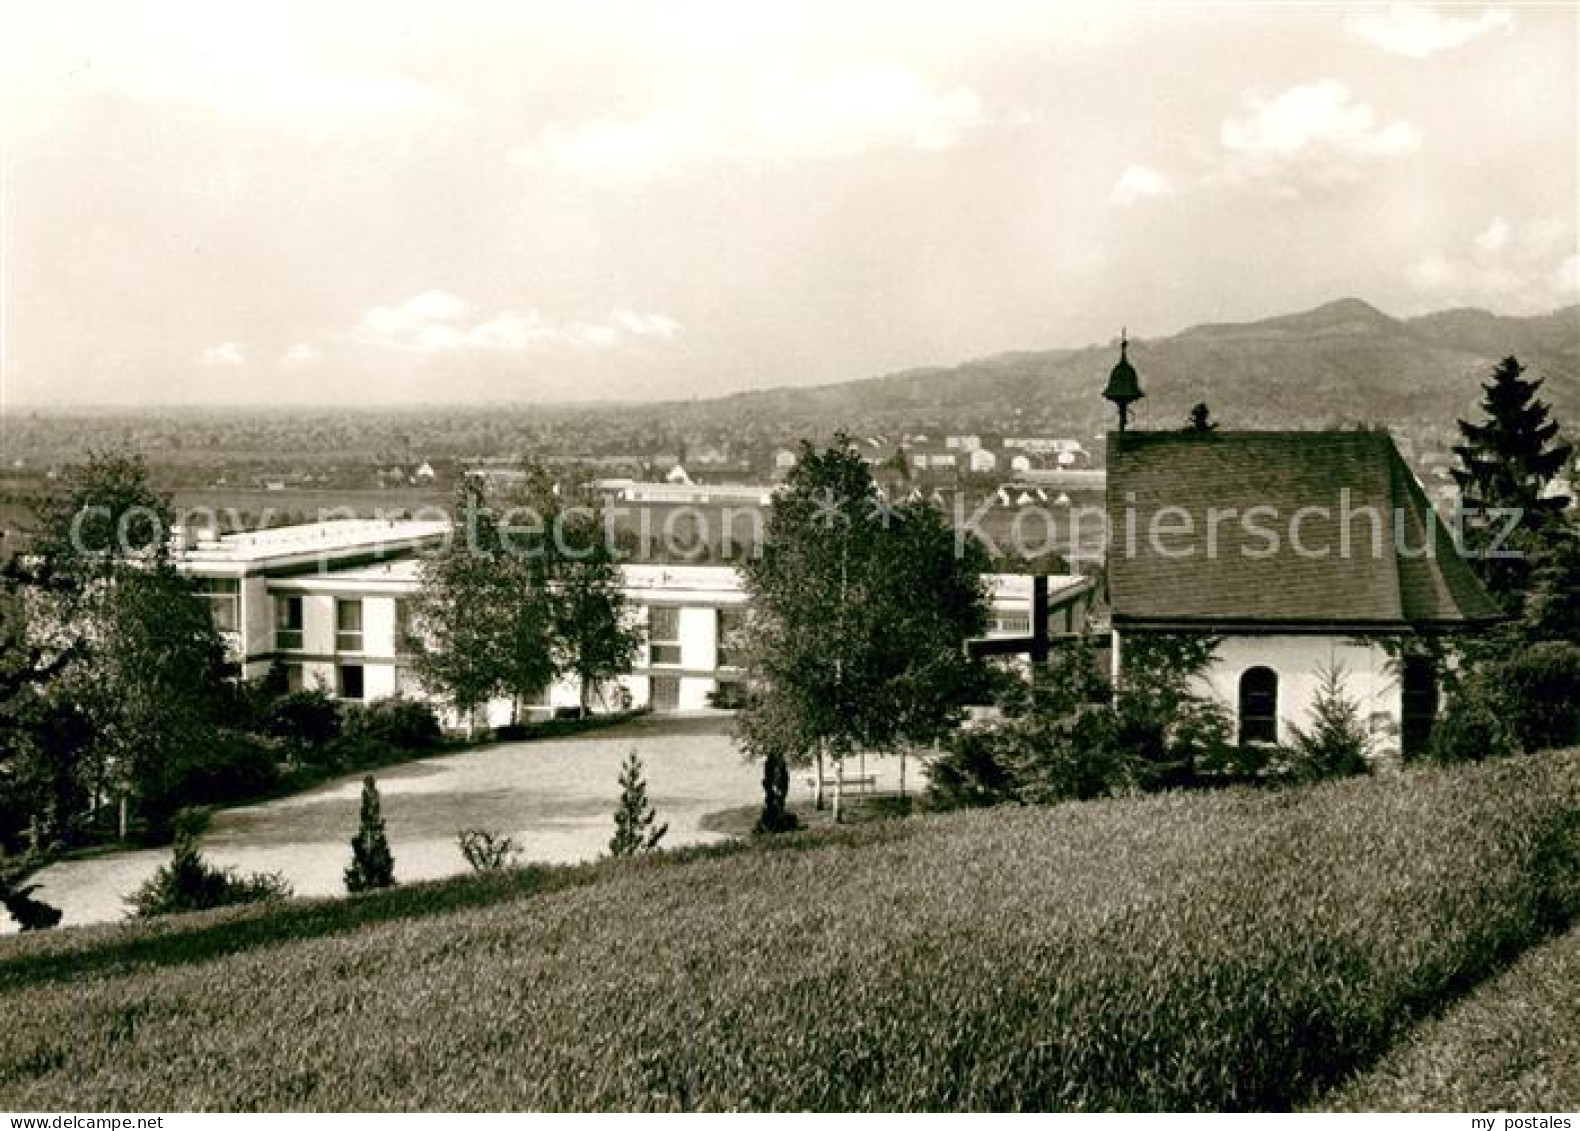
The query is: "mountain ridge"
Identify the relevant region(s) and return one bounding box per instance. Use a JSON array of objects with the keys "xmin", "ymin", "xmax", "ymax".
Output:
[{"xmin": 691, "ymin": 299, "xmax": 1579, "ymax": 436}]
